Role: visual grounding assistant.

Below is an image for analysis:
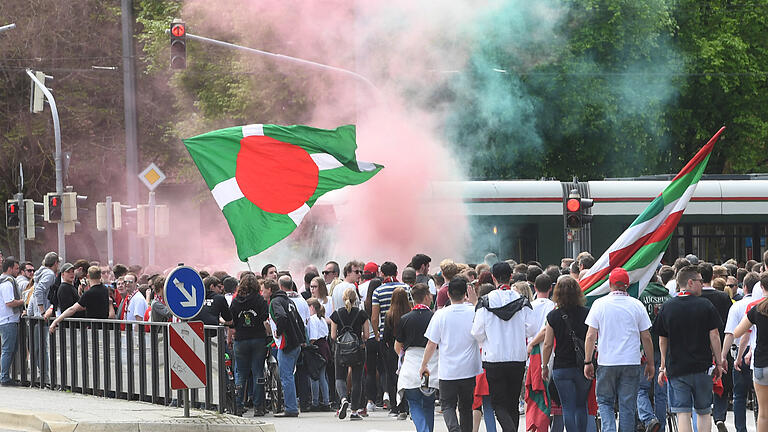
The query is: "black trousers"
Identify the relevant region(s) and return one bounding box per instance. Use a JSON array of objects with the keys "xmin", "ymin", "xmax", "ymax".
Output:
[
  {"xmin": 485, "ymin": 361, "xmax": 527, "ymax": 432},
  {"xmin": 439, "ymin": 377, "xmax": 476, "ymax": 432}
]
